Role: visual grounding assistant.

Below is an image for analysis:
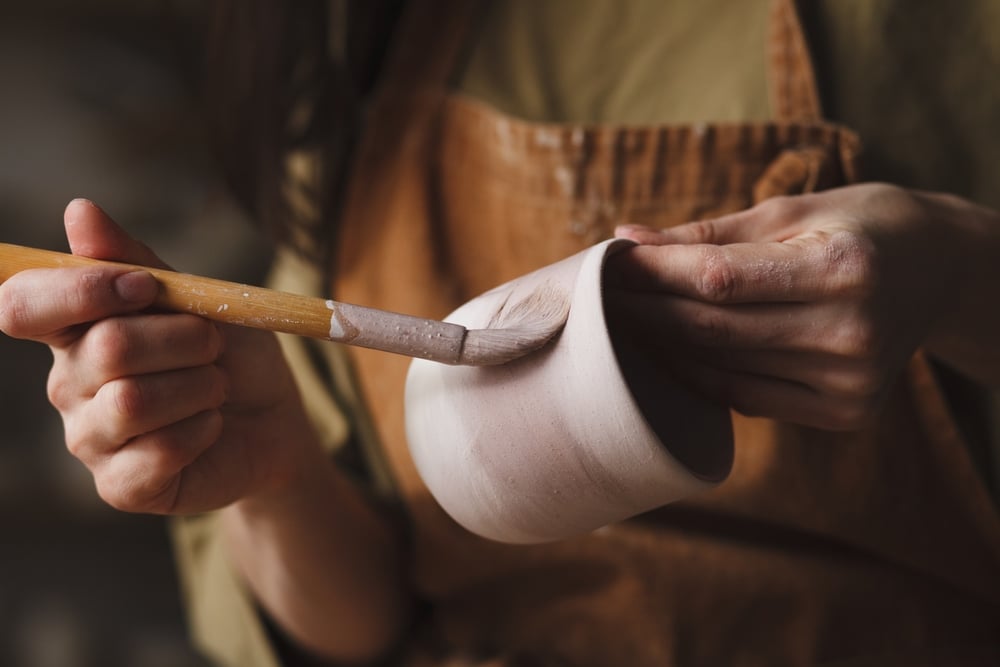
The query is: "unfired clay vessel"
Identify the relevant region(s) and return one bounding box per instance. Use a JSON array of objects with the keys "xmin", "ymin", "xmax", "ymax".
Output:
[{"xmin": 405, "ymin": 239, "xmax": 734, "ymax": 544}]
